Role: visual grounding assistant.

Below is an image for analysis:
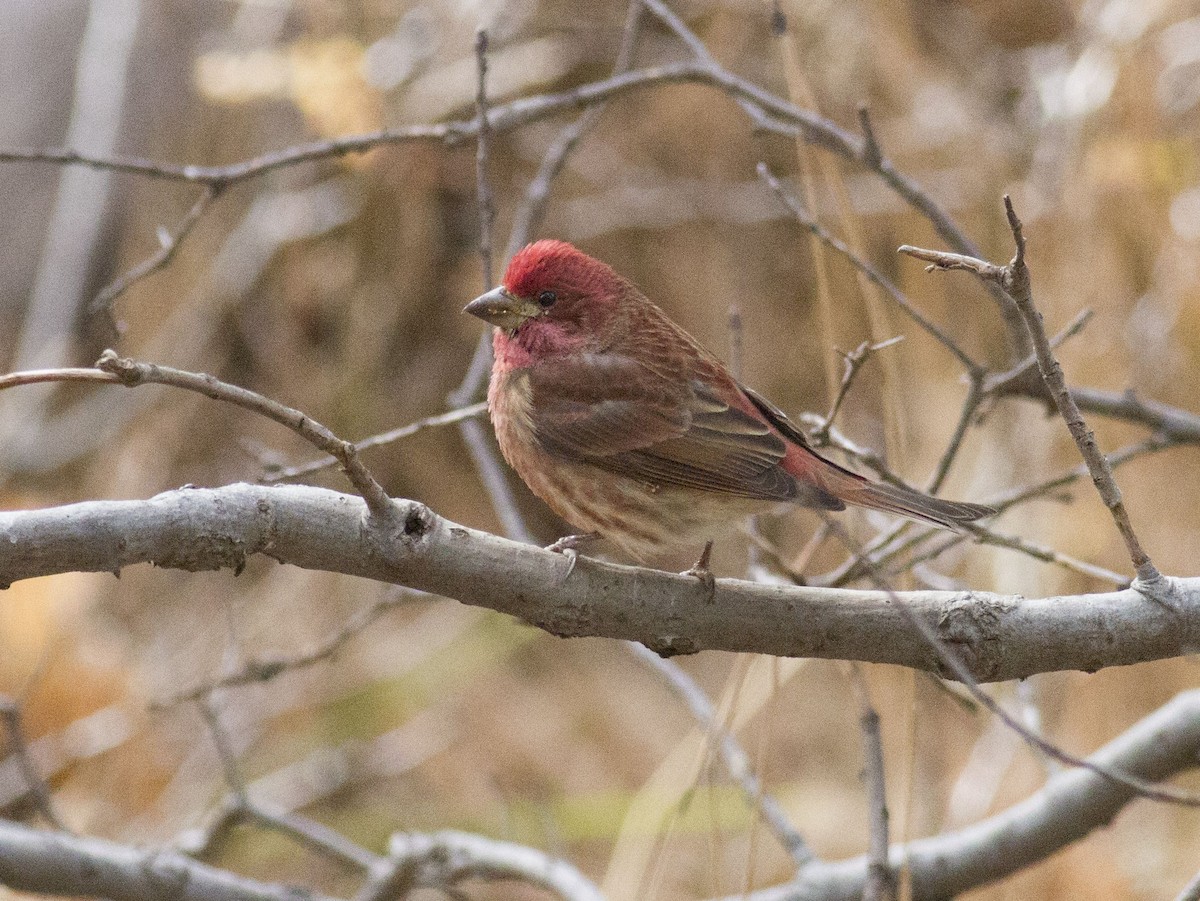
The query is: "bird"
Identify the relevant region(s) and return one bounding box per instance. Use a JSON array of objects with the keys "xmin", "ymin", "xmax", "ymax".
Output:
[{"xmin": 464, "ymin": 239, "xmax": 993, "ymax": 570}]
